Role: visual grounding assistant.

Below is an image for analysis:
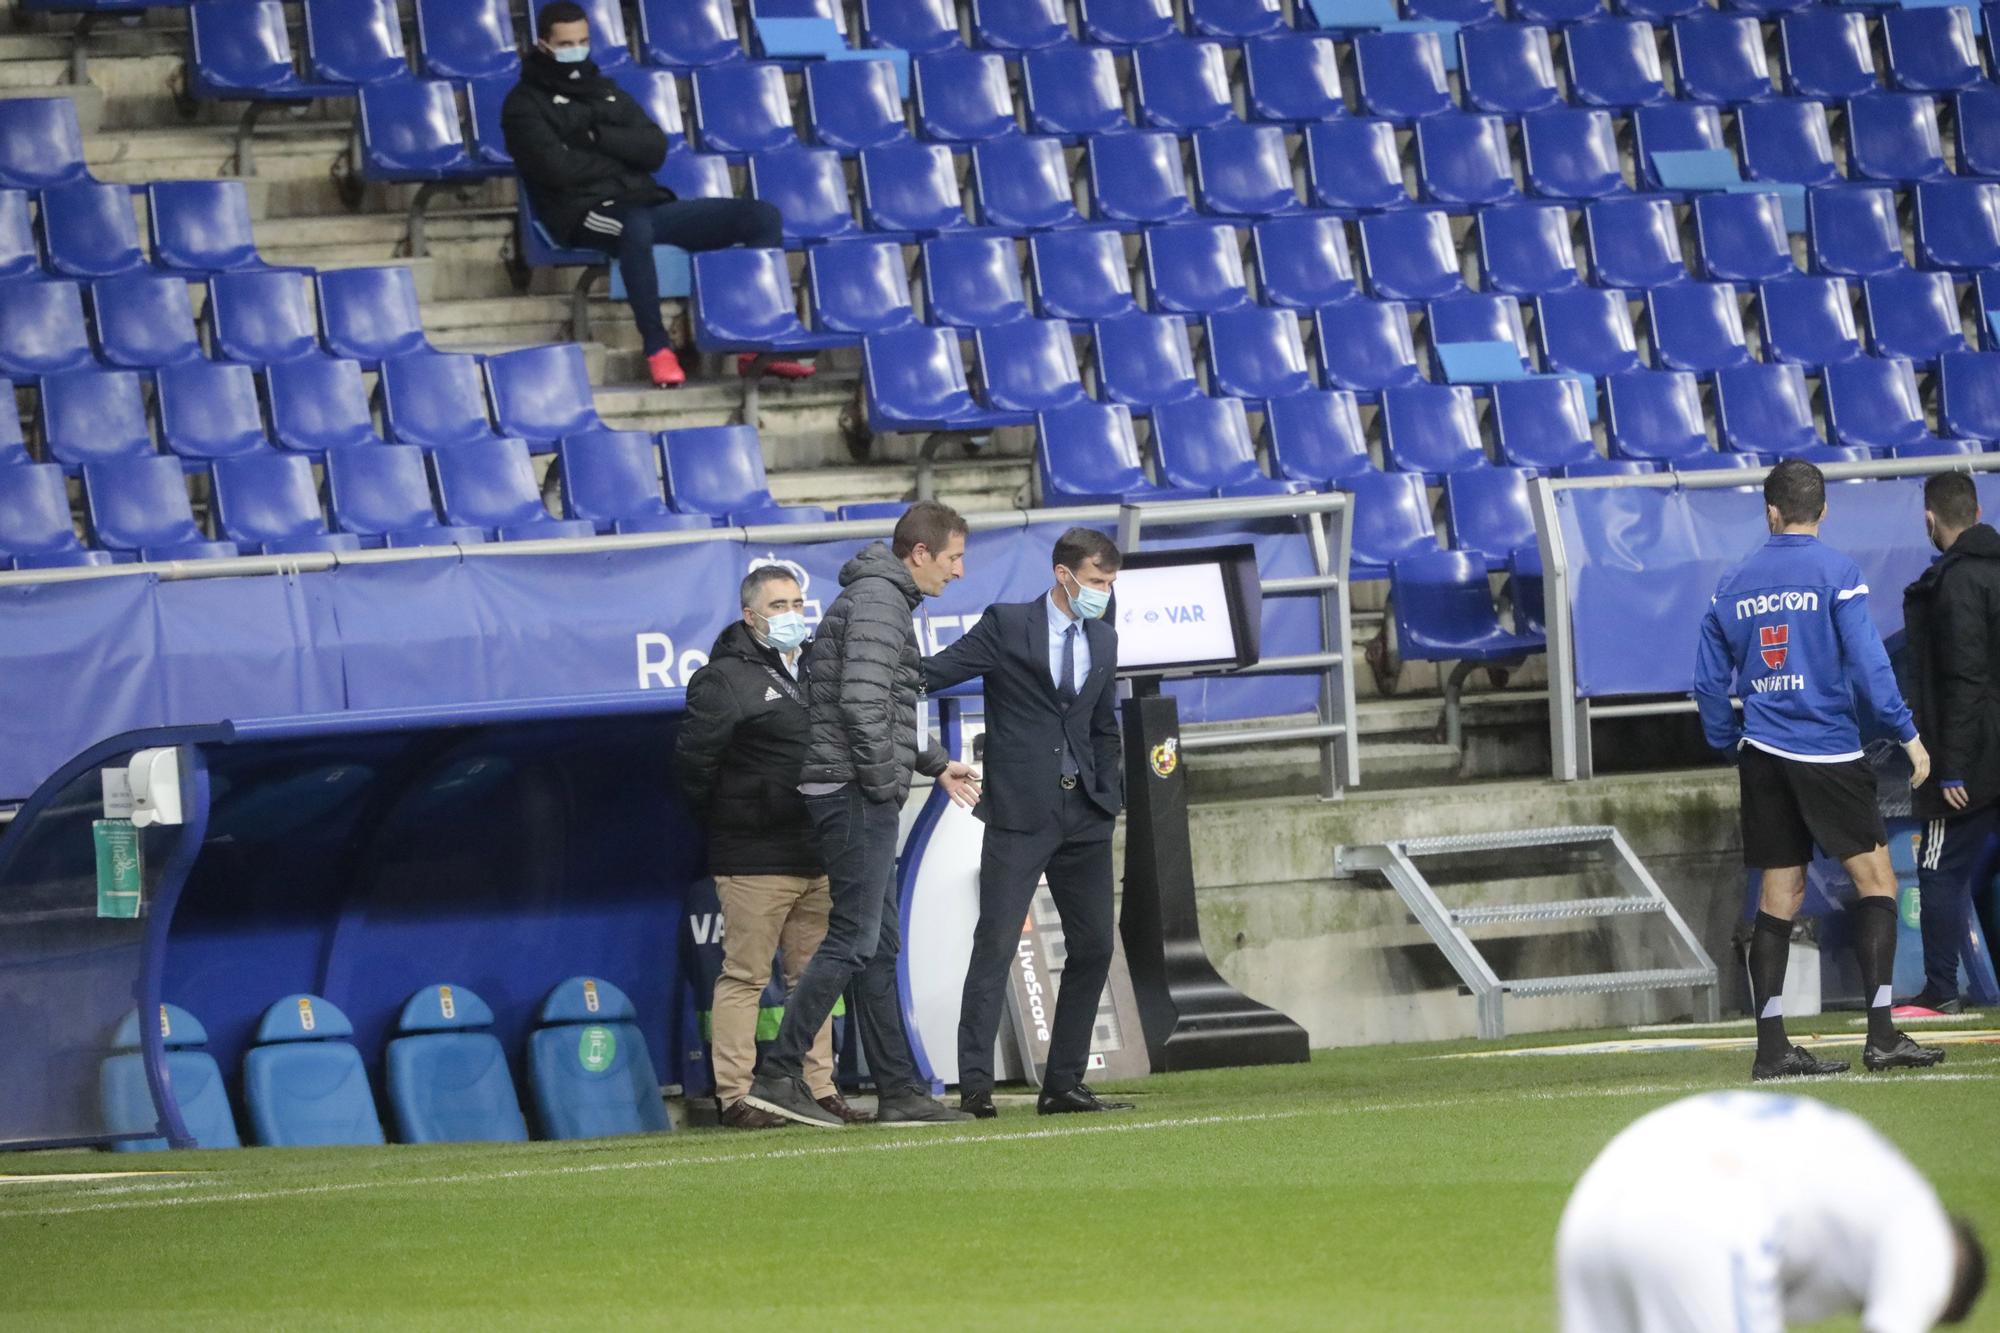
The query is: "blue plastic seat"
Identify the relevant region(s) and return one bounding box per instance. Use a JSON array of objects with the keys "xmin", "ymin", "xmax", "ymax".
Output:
[
  {"xmin": 0, "ymin": 462, "xmax": 112, "ymax": 569},
  {"xmin": 0, "ymin": 98, "xmax": 90, "ymax": 191},
  {"xmin": 1515, "ymin": 0, "xmax": 1603, "ymax": 25},
  {"xmin": 1142, "ymin": 223, "xmax": 1249, "ymax": 317},
  {"xmin": 384, "ymin": 984, "xmax": 529, "ymax": 1144},
  {"xmin": 1672, "ymin": 14, "xmax": 1773, "ymax": 106},
  {"xmin": 1806, "ymin": 186, "xmax": 1904, "ymax": 278},
  {"xmin": 1416, "ymin": 113, "xmax": 1520, "ymax": 210},
  {"xmin": 1315, "ymin": 299, "xmax": 1423, "ymax": 397},
  {"xmin": 749, "ymin": 146, "xmax": 861, "ymax": 245},
  {"xmin": 808, "ymin": 239, "xmax": 917, "ymax": 335},
  {"xmin": 1780, "ymin": 9, "xmax": 1877, "ymax": 102},
  {"xmin": 973, "ymin": 134, "xmax": 1086, "ymax": 230},
  {"xmin": 1087, "ymin": 131, "xmax": 1196, "ymax": 227},
  {"xmin": 633, "ymin": 0, "xmax": 741, "ymax": 67},
  {"xmin": 41, "ymin": 181, "xmax": 144, "ymax": 279},
  {"xmin": 1022, "ymin": 45, "xmax": 1129, "ymax": 141},
  {"xmin": 39, "ymin": 368, "xmax": 153, "ymax": 472},
  {"xmin": 559, "ymin": 430, "xmax": 705, "ymax": 534},
  {"xmin": 693, "ymin": 63, "xmax": 797, "ymax": 158},
  {"xmin": 1409, "ymin": 0, "xmax": 1501, "ymax": 22},
  {"xmin": 661, "ymin": 150, "xmax": 736, "ymax": 201},
  {"xmin": 1493, "ymin": 375, "xmax": 1599, "ymax": 471},
  {"xmin": 1036, "ymin": 400, "xmax": 1203, "ymax": 505},
  {"xmin": 1355, "ymin": 30, "xmax": 1454, "ymax": 123},
  {"xmin": 484, "ymin": 344, "xmax": 611, "ymax": 453},
  {"xmin": 0, "ymin": 189, "xmax": 33, "ymax": 281},
  {"xmin": 1032, "ymin": 229, "xmax": 1140, "ymax": 324},
  {"xmin": 1647, "ymin": 281, "xmax": 1752, "ymax": 374},
  {"xmin": 1940, "ymin": 348, "xmax": 2000, "ymax": 442},
  {"xmin": 1823, "ymin": 356, "xmax": 1953, "ymax": 455},
  {"xmin": 1461, "ymin": 24, "xmax": 1562, "ymax": 117},
  {"xmin": 84, "ymin": 456, "xmax": 238, "ymax": 561},
  {"xmin": 1614, "ymin": 0, "xmax": 1702, "ymax": 25},
  {"xmin": 1976, "ymin": 270, "xmax": 2000, "ymax": 349},
  {"xmin": 973, "ymin": 0, "xmax": 1070, "ymax": 50},
  {"xmin": 914, "ymin": 49, "xmax": 1021, "ymax": 146},
  {"xmin": 94, "ymin": 272, "xmax": 204, "ymax": 371},
  {"xmin": 860, "ymin": 0, "xmax": 962, "ymax": 54},
  {"xmin": 1152, "ymin": 396, "xmax": 1301, "ymax": 496},
  {"xmin": 1847, "ymin": 93, "xmax": 1949, "ymax": 184},
  {"xmin": 1738, "ymin": 98, "xmax": 1839, "ymax": 187},
  {"xmin": 326, "ymin": 443, "xmax": 484, "ymax": 547},
  {"xmin": 1864, "ymin": 269, "xmax": 1968, "ymax": 366},
  {"xmin": 1382, "ymin": 382, "xmax": 1487, "ymax": 479},
  {"xmin": 1606, "ymin": 368, "xmax": 1709, "ymax": 461},
  {"xmin": 1135, "ymin": 38, "xmax": 1236, "ymax": 132},
  {"xmin": 1566, "ymin": 19, "xmax": 1668, "ymax": 108},
  {"xmin": 1205, "ymin": 306, "xmax": 1314, "ymax": 404},
  {"xmin": 1694, "ymin": 191, "xmax": 1796, "ymax": 285},
  {"xmin": 1535, "ymin": 286, "xmax": 1642, "ymax": 377},
  {"xmin": 1715, "ymin": 361, "xmax": 1823, "ymax": 457},
  {"xmin": 1192, "ymin": 123, "xmax": 1303, "ymax": 218},
  {"xmin": 241, "ymin": 994, "xmax": 385, "ymax": 1147},
  {"xmin": 1761, "ymin": 274, "xmax": 1864, "ymax": 369},
  {"xmin": 863, "ymin": 324, "xmax": 1027, "ymax": 431},
  {"xmin": 146, "ymin": 180, "xmax": 279, "ymax": 275},
  {"xmin": 1521, "ymin": 107, "xmax": 1627, "ymax": 200},
  {"xmin": 1916, "ymin": 180, "xmax": 2000, "ymax": 271},
  {"xmin": 1884, "ymin": 7, "xmax": 1984, "ymax": 94},
  {"xmin": 207, "ymin": 269, "xmax": 317, "ymax": 366},
  {"xmin": 431, "ymin": 437, "xmax": 596, "ymax": 541},
  {"xmin": 1586, "ymin": 196, "xmax": 1686, "ymax": 291},
  {"xmin": 187, "ymin": 1, "xmax": 344, "ymax": 104},
  {"xmin": 357, "ymin": 80, "xmax": 488, "ymax": 185},
  {"xmin": 691, "ymin": 246, "xmax": 850, "ymax": 366},
  {"xmin": 974, "ymin": 316, "xmax": 1090, "ymax": 416},
  {"xmin": 1427, "ymin": 291, "xmax": 1531, "ymax": 375},
  {"xmin": 1339, "ymin": 469, "xmax": 1438, "ymax": 580},
  {"xmin": 916, "ymin": 235, "xmax": 1025, "ymax": 329},
  {"xmin": 266, "ymin": 353, "xmax": 381, "ymax": 455},
  {"xmin": 381, "ymin": 350, "xmax": 507, "ymax": 450},
  {"xmin": 317, "ymin": 265, "xmax": 431, "ymax": 368},
  {"xmin": 211, "ymin": 452, "xmax": 362, "ymax": 554},
  {"xmin": 804, "ymin": 58, "xmax": 908, "ymax": 156},
  {"xmin": 606, "ymin": 65, "xmax": 687, "ymax": 152},
  {"xmin": 1306, "ymin": 119, "xmax": 1410, "ymax": 213},
  {"xmin": 1188, "ymin": 0, "xmax": 1287, "ymax": 40},
  {"xmin": 860, "ymin": 141, "xmax": 977, "ymax": 236},
  {"xmin": 1391, "ymin": 548, "xmax": 1544, "ymax": 665},
  {"xmin": 158, "ymin": 359, "xmax": 273, "ymax": 462},
  {"xmin": 1445, "ymin": 465, "xmax": 1538, "ymax": 568},
  {"xmin": 527, "ymin": 977, "xmax": 669, "ymax": 1140},
  {"xmin": 417, "ymin": 0, "xmax": 519, "ymax": 80},
  {"xmin": 1254, "ymin": 214, "xmax": 1358, "ymax": 308},
  {"xmin": 1360, "ymin": 210, "xmax": 1465, "ymax": 301},
  {"xmin": 1632, "ymin": 102, "xmax": 1727, "ymax": 192},
  {"xmin": 98, "ymin": 1005, "xmax": 239, "ymax": 1151},
  {"xmin": 1263, "ymin": 389, "xmax": 1370, "ymax": 486},
  {"xmin": 1477, "ymin": 202, "xmax": 1579, "ymax": 295},
  {"xmin": 1722, "ymin": 0, "xmax": 1812, "ymax": 17},
  {"xmin": 1956, "ymin": 86, "xmax": 2000, "ymax": 179},
  {"xmin": 1244, "ymin": 33, "xmax": 1346, "ymax": 123},
  {"xmin": 1080, "ymin": 0, "xmax": 1176, "ymax": 46},
  {"xmin": 1092, "ymin": 313, "xmax": 1204, "ymax": 412},
  {"xmin": 303, "ymin": 0, "xmax": 407, "ymax": 85},
  {"xmin": 663, "ymin": 422, "xmax": 824, "ymax": 522}
]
